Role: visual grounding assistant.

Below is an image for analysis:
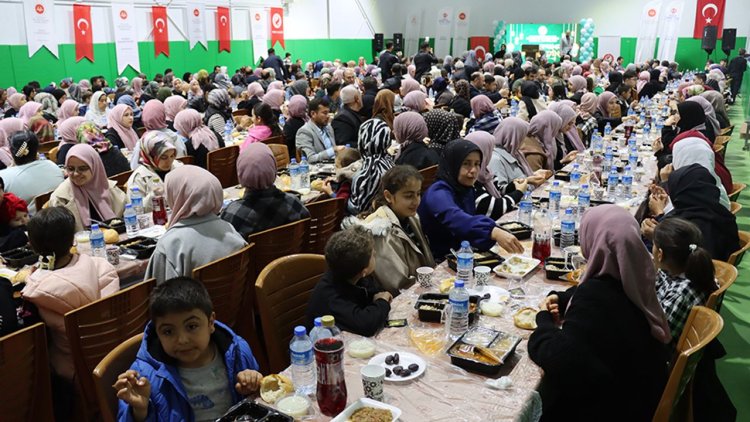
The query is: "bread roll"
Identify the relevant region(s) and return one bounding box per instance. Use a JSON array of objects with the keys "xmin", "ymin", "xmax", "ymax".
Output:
[{"xmin": 259, "ymin": 374, "xmax": 294, "ymax": 404}]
